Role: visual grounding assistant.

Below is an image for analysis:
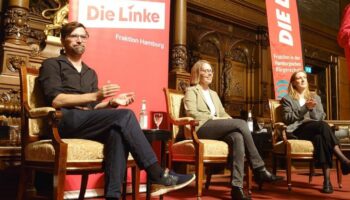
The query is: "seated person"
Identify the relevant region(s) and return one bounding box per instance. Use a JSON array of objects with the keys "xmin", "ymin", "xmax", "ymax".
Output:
[
  {"xmin": 281, "ymin": 70, "xmax": 350, "ymax": 194},
  {"xmin": 183, "ymin": 60, "xmax": 283, "ymax": 200},
  {"xmin": 38, "ymin": 21, "xmax": 195, "ymax": 200}
]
